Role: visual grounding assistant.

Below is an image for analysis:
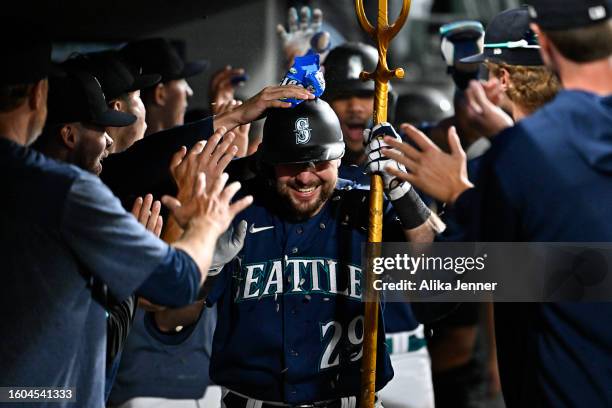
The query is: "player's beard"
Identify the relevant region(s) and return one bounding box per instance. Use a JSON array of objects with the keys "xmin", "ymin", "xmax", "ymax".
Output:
[{"xmin": 275, "ymin": 177, "xmax": 336, "ymax": 221}]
